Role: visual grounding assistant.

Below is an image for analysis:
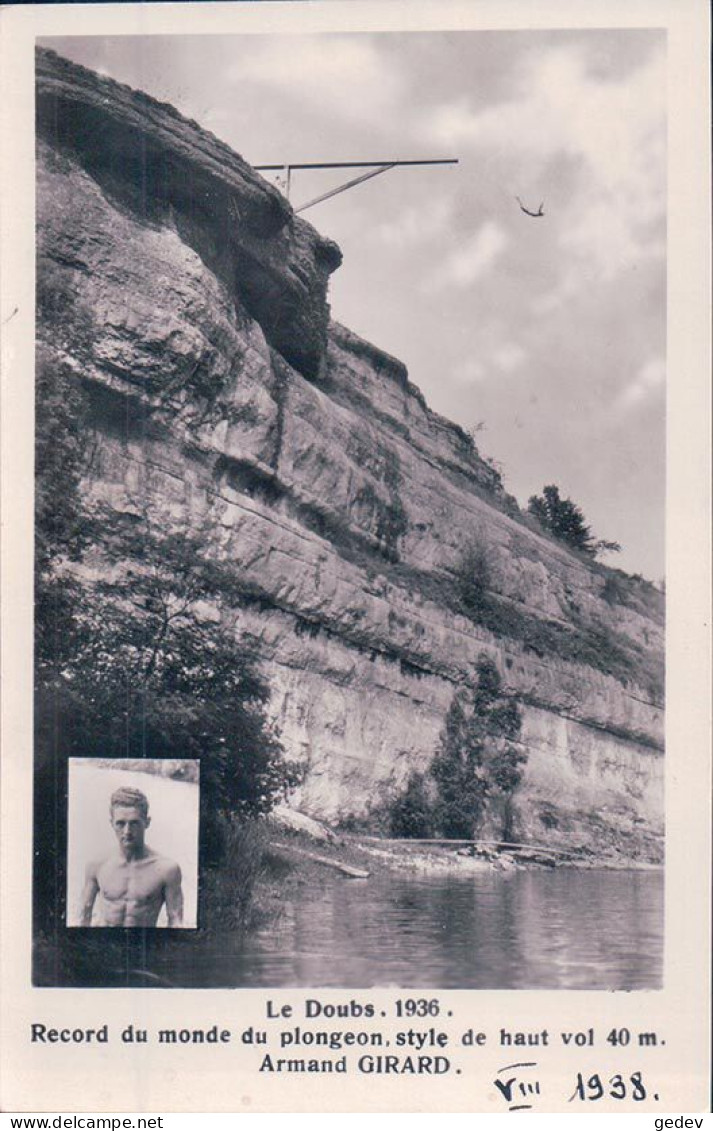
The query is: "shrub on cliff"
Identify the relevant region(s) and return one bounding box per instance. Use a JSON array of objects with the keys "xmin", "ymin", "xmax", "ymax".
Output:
[
  {"xmin": 453, "ymin": 540, "xmax": 492, "ymax": 620},
  {"xmin": 527, "ymin": 484, "xmax": 621, "ymax": 558}
]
